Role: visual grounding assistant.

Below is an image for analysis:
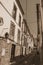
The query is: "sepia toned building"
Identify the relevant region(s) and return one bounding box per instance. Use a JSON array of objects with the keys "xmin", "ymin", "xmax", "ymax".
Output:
[
  {"xmin": 0, "ymin": 0, "xmax": 24, "ymax": 65},
  {"xmin": 36, "ymin": 1, "xmax": 43, "ymax": 64},
  {"xmin": 22, "ymin": 19, "xmax": 34, "ymax": 55},
  {"xmin": 21, "ymin": 19, "xmax": 29, "ymax": 55},
  {"xmin": 40, "ymin": 0, "xmax": 43, "ymax": 64},
  {"xmin": 0, "ymin": 0, "xmax": 34, "ymax": 65}
]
